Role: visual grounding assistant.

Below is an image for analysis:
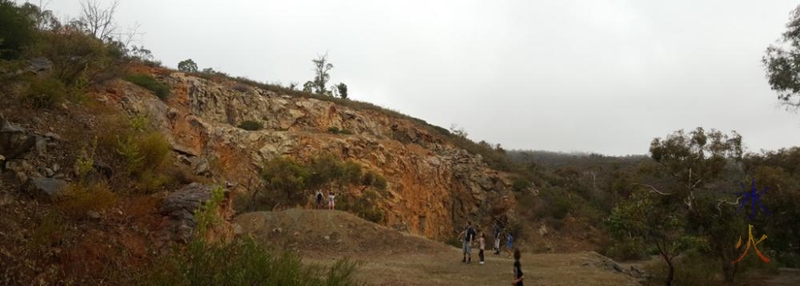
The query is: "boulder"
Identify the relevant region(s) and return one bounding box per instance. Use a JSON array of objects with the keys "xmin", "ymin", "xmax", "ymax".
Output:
[
  {"xmin": 191, "ymin": 157, "xmax": 210, "ymax": 176},
  {"xmin": 25, "ymin": 57, "xmax": 52, "ymax": 74},
  {"xmin": 30, "ymin": 177, "xmax": 68, "ymax": 197},
  {"xmin": 160, "ymin": 183, "xmax": 233, "ymax": 243},
  {"xmin": 0, "ymin": 115, "xmax": 35, "ymax": 159}
]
